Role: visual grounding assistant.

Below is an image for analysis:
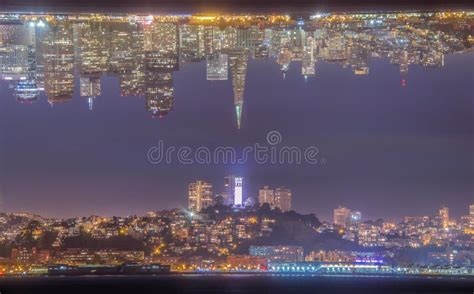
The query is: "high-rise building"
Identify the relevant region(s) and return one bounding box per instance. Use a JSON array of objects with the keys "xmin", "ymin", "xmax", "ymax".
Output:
[
  {"xmin": 14, "ymin": 80, "xmax": 40, "ymax": 102},
  {"xmin": 0, "ymin": 45, "xmax": 29, "ymax": 78},
  {"xmin": 302, "ymin": 36, "xmax": 315, "ymax": 77},
  {"xmin": 142, "ymin": 22, "xmax": 178, "ymax": 119},
  {"xmin": 439, "ymin": 206, "xmax": 449, "ymax": 229},
  {"xmin": 334, "ymin": 206, "xmax": 352, "ymax": 227},
  {"xmin": 469, "ymin": 204, "xmax": 474, "ymax": 229},
  {"xmin": 258, "ymin": 186, "xmax": 274, "ymax": 207},
  {"xmin": 334, "ymin": 206, "xmax": 363, "ymax": 227},
  {"xmin": 274, "ymin": 187, "xmax": 291, "ymax": 212},
  {"xmin": 206, "ymin": 53, "xmax": 228, "ymax": 80},
  {"xmin": 43, "ymin": 23, "xmax": 75, "ymax": 103},
  {"xmin": 188, "ymin": 181, "xmax": 213, "ymax": 212},
  {"xmin": 80, "ymin": 76, "xmax": 101, "ymax": 97},
  {"xmin": 75, "ymin": 22, "xmax": 109, "ymax": 75},
  {"xmin": 224, "ymin": 175, "xmax": 244, "ymax": 207},
  {"xmin": 222, "ymin": 176, "xmax": 233, "ymax": 206},
  {"xmin": 228, "ymin": 49, "xmax": 248, "ymax": 129},
  {"xmin": 80, "ymin": 76, "xmax": 101, "ymax": 110}
]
